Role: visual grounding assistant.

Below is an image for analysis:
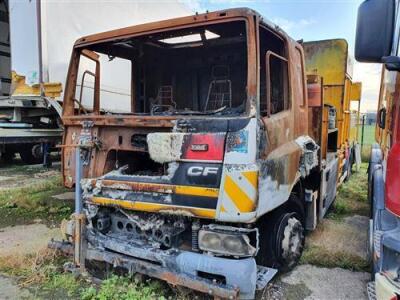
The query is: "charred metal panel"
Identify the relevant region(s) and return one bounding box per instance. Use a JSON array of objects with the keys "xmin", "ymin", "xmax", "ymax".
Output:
[
  {"xmin": 175, "ymin": 117, "xmax": 251, "ymax": 133},
  {"xmin": 256, "ymin": 142, "xmax": 301, "ymax": 216}
]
